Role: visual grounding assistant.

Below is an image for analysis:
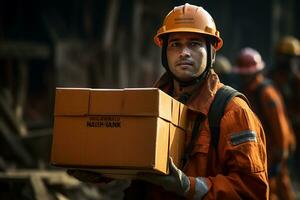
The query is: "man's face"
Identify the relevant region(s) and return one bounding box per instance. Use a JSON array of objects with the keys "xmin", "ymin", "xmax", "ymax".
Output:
[{"xmin": 167, "ymin": 32, "xmax": 207, "ymax": 82}]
